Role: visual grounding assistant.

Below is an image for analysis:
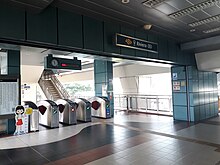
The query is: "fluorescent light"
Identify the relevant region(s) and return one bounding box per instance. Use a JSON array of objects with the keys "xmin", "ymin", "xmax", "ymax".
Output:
[
  {"xmin": 189, "ymin": 14, "xmax": 220, "ymax": 27},
  {"xmin": 203, "ymin": 27, "xmax": 220, "ymax": 33},
  {"xmin": 169, "ymin": 0, "xmax": 220, "ymax": 18},
  {"xmin": 143, "ymin": 24, "xmax": 152, "ymax": 30},
  {"xmin": 121, "ymin": 0, "xmax": 129, "ymax": 4},
  {"xmin": 142, "ymin": 0, "xmax": 167, "ymax": 8}
]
